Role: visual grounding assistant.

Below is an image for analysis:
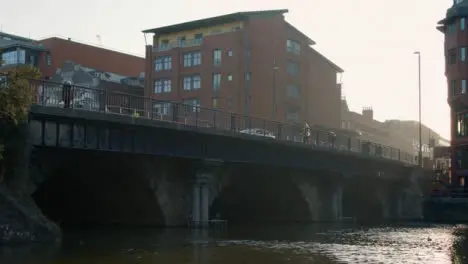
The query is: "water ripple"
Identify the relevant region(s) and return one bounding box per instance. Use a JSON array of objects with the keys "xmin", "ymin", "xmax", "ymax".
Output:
[{"xmin": 217, "ymin": 226, "xmax": 457, "ymax": 264}]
